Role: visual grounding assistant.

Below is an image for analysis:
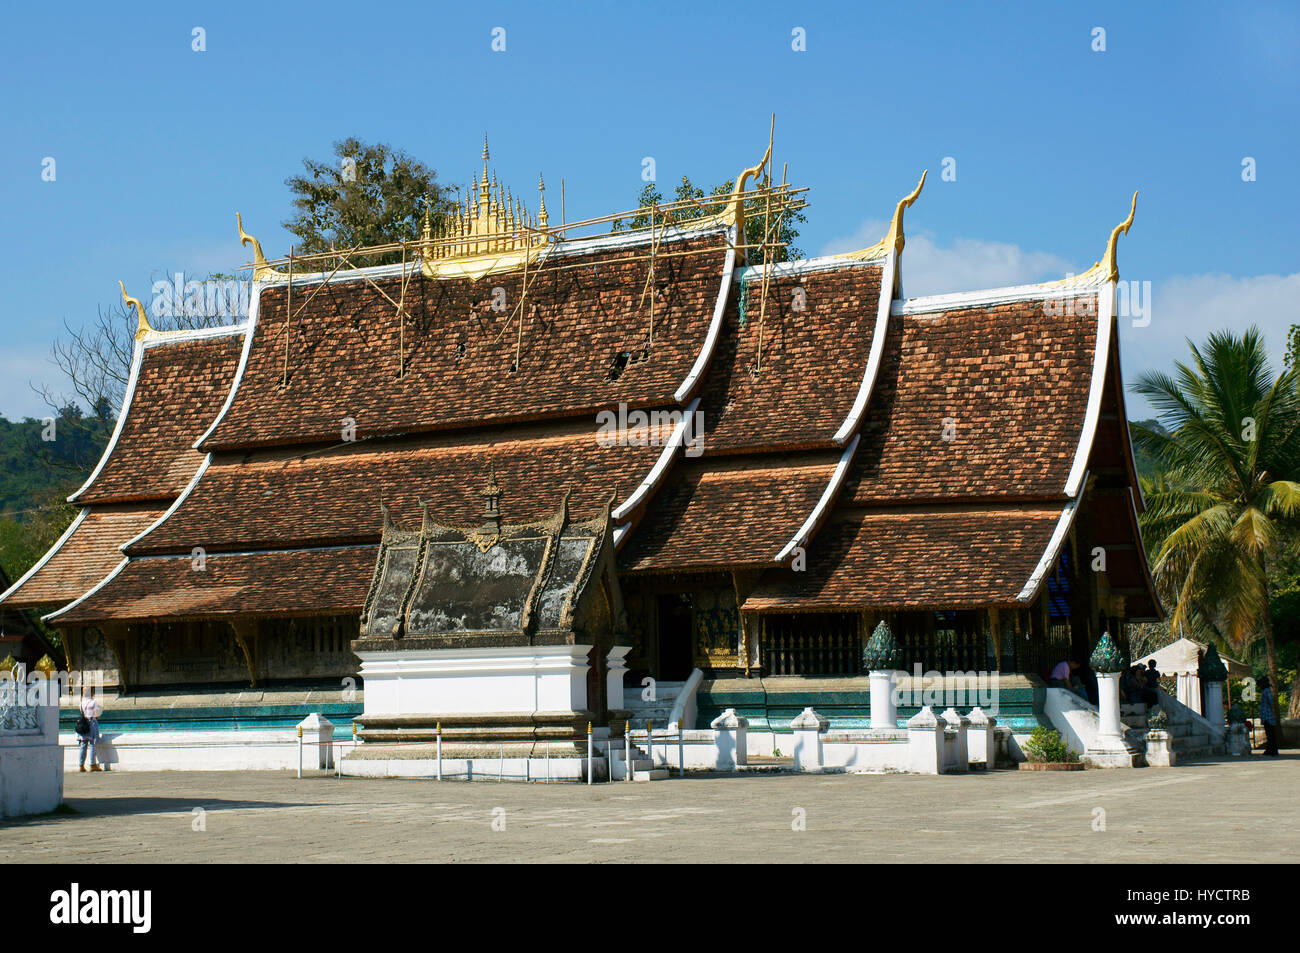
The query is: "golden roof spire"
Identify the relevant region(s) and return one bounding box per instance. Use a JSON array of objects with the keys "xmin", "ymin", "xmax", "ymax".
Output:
[
  {"xmin": 538, "ymin": 173, "xmax": 548, "ymax": 229},
  {"xmin": 119, "ymin": 281, "xmax": 153, "ymax": 341}
]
